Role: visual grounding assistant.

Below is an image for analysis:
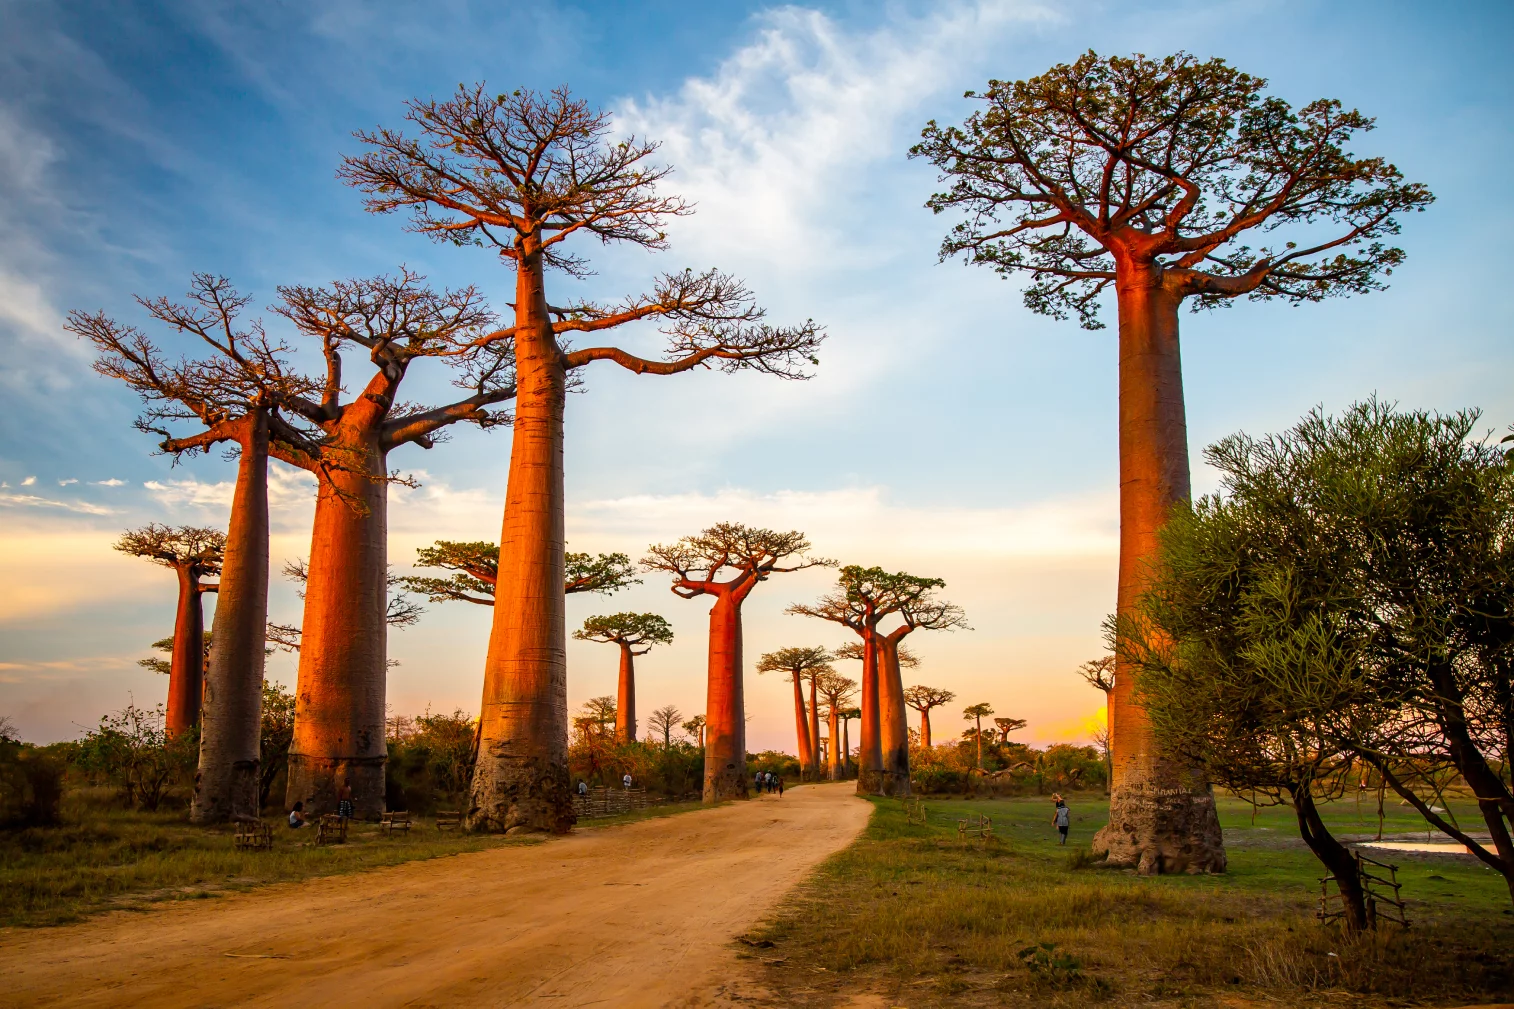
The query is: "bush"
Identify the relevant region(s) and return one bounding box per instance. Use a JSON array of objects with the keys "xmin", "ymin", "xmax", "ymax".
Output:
[
  {"xmin": 73, "ymin": 704, "xmax": 197, "ymax": 811},
  {"xmin": 386, "ymin": 709, "xmax": 477, "ymax": 814},
  {"xmin": 746, "ymin": 750, "xmax": 800, "ymax": 782},
  {"xmin": 0, "ymin": 732, "xmax": 64, "ymax": 828}
]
